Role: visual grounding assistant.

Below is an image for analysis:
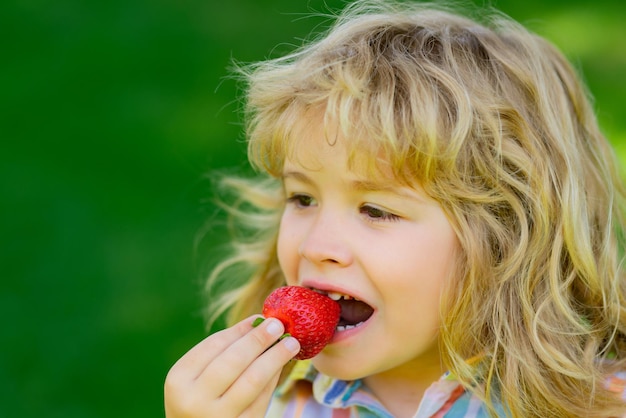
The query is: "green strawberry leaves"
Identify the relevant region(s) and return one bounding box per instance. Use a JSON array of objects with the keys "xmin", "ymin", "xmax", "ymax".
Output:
[{"xmin": 252, "ymin": 317, "xmax": 292, "ymax": 340}]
